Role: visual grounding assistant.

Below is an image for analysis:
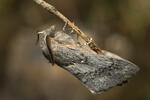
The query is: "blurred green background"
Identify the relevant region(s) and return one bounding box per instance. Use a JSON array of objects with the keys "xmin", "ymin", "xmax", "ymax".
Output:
[{"xmin": 0, "ymin": 0, "xmax": 149, "ymax": 100}]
